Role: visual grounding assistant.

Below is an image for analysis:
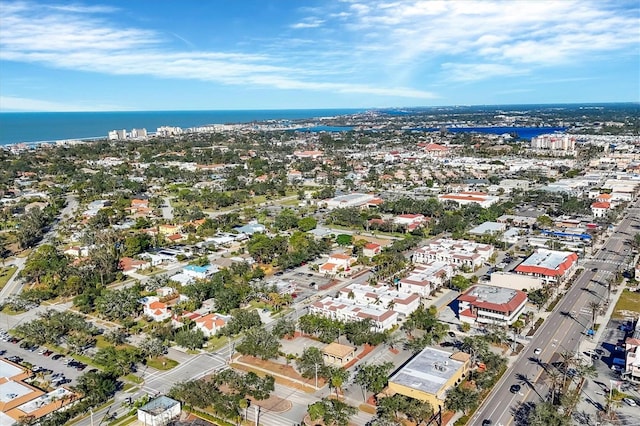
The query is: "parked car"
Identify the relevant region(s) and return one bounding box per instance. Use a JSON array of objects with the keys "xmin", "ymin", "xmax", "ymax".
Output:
[
  {"xmin": 623, "ymin": 398, "xmax": 637, "ymax": 406},
  {"xmin": 611, "ymin": 365, "xmax": 624, "ymax": 373},
  {"xmin": 52, "ymin": 354, "xmax": 64, "ymax": 360}
]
